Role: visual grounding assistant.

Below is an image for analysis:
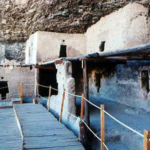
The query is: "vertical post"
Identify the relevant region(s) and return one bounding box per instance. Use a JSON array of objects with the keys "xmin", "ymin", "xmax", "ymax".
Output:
[
  {"xmin": 101, "ymin": 105, "xmax": 105, "ymax": 150},
  {"xmin": 144, "ymin": 130, "xmax": 150, "ymax": 150},
  {"xmin": 80, "ymin": 93, "xmax": 85, "ymax": 120},
  {"xmin": 20, "ymin": 83, "xmax": 24, "ymax": 103},
  {"xmin": 47, "ymin": 86, "xmax": 52, "ymax": 111},
  {"xmin": 83, "ymin": 59, "xmax": 89, "ymax": 125},
  {"xmin": 33, "ymin": 99, "xmax": 38, "ymax": 104},
  {"xmin": 59, "ymin": 89, "xmax": 65, "ymax": 122}
]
